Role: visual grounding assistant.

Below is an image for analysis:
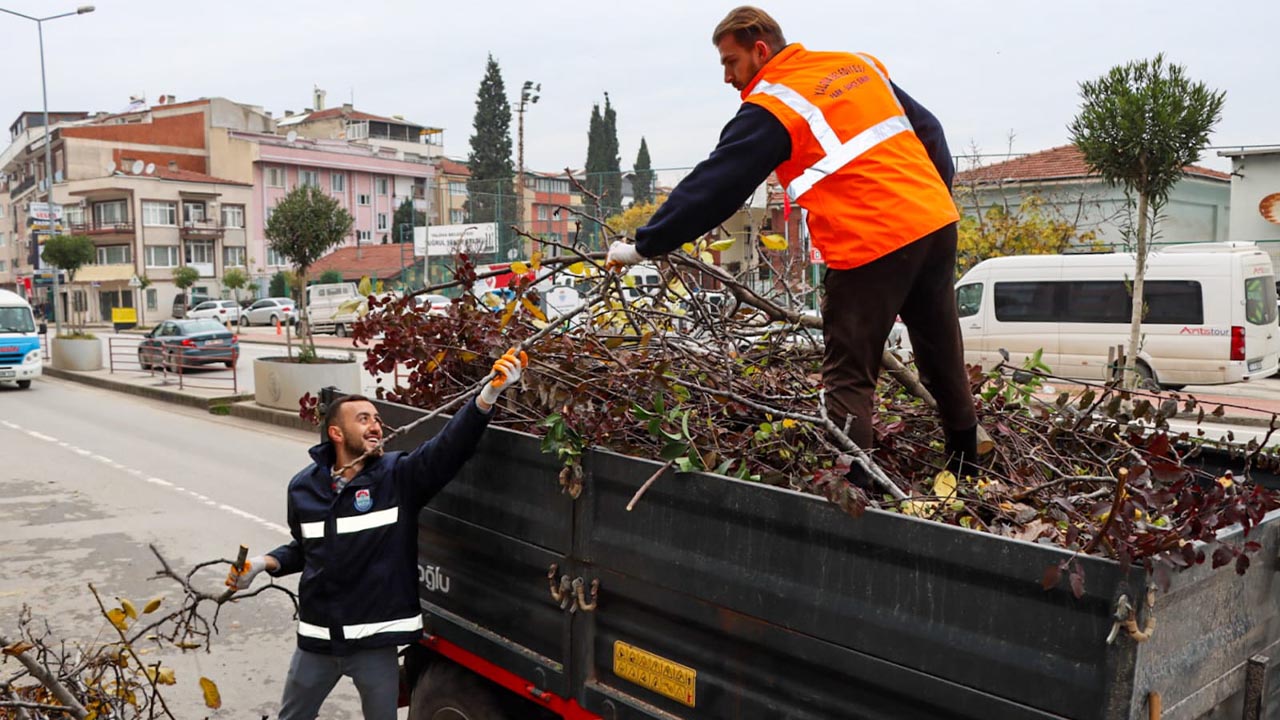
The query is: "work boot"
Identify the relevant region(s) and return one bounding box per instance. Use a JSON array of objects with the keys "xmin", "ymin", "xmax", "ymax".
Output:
[
  {"xmin": 845, "ymin": 462, "xmax": 876, "ymax": 493},
  {"xmin": 944, "ymin": 425, "xmax": 979, "ymax": 478}
]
